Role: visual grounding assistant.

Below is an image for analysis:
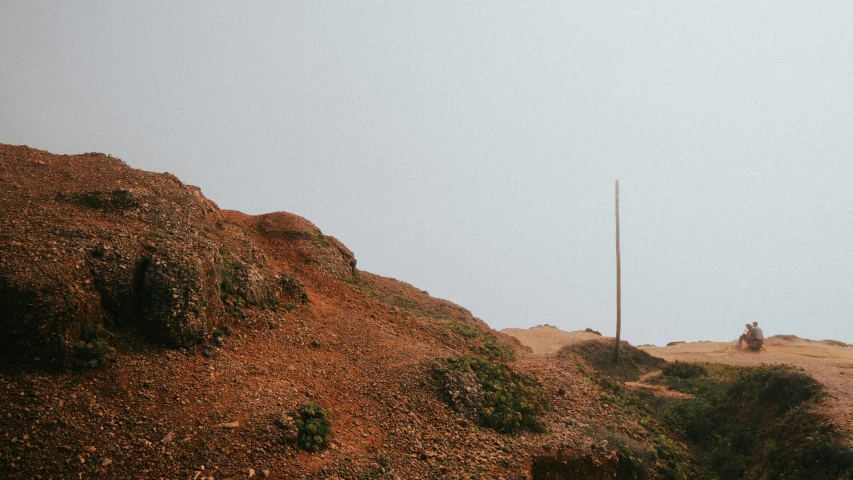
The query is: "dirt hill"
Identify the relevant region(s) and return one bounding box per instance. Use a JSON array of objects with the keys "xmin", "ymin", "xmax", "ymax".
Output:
[
  {"xmin": 501, "ymin": 325, "xmax": 605, "ymax": 356},
  {"xmin": 1, "ymin": 145, "xmax": 674, "ymax": 479}
]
